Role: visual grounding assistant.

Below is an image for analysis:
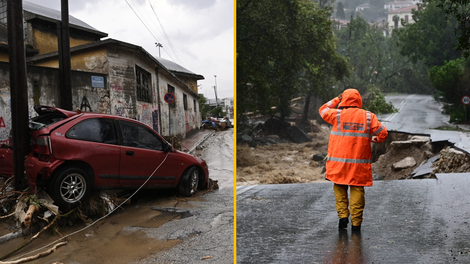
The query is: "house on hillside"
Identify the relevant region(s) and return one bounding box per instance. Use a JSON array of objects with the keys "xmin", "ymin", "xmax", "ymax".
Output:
[
  {"xmin": 356, "ymin": 3, "xmax": 372, "ymax": 12},
  {"xmin": 0, "ymin": 1, "xmax": 204, "ymax": 141},
  {"xmin": 385, "ymin": 0, "xmax": 422, "ymax": 11},
  {"xmin": 386, "ymin": 4, "xmax": 418, "ymax": 30}
]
